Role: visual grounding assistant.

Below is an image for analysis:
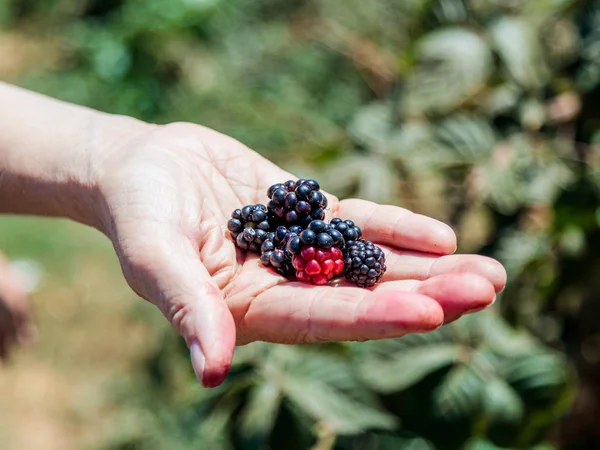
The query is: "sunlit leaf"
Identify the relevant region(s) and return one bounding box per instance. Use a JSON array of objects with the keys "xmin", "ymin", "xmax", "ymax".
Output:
[
  {"xmin": 357, "ymin": 156, "xmax": 400, "ymax": 204},
  {"xmin": 433, "ymin": 364, "xmax": 486, "ymax": 419},
  {"xmin": 195, "ymin": 400, "xmax": 238, "ymax": 450},
  {"xmin": 280, "ymin": 375, "xmax": 397, "ymax": 434},
  {"xmin": 347, "ymin": 101, "xmax": 394, "ymax": 149},
  {"xmin": 240, "ymin": 381, "xmax": 282, "ymax": 439},
  {"xmin": 488, "ymin": 17, "xmax": 548, "ymax": 89},
  {"xmin": 358, "ymin": 343, "xmax": 461, "ymax": 393},
  {"xmin": 482, "ymin": 377, "xmax": 524, "ymax": 424},
  {"xmin": 403, "ymin": 27, "xmax": 492, "ymax": 114},
  {"xmin": 477, "ymin": 312, "xmax": 537, "ymax": 357},
  {"xmin": 435, "ymin": 114, "xmax": 496, "ymax": 163}
]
